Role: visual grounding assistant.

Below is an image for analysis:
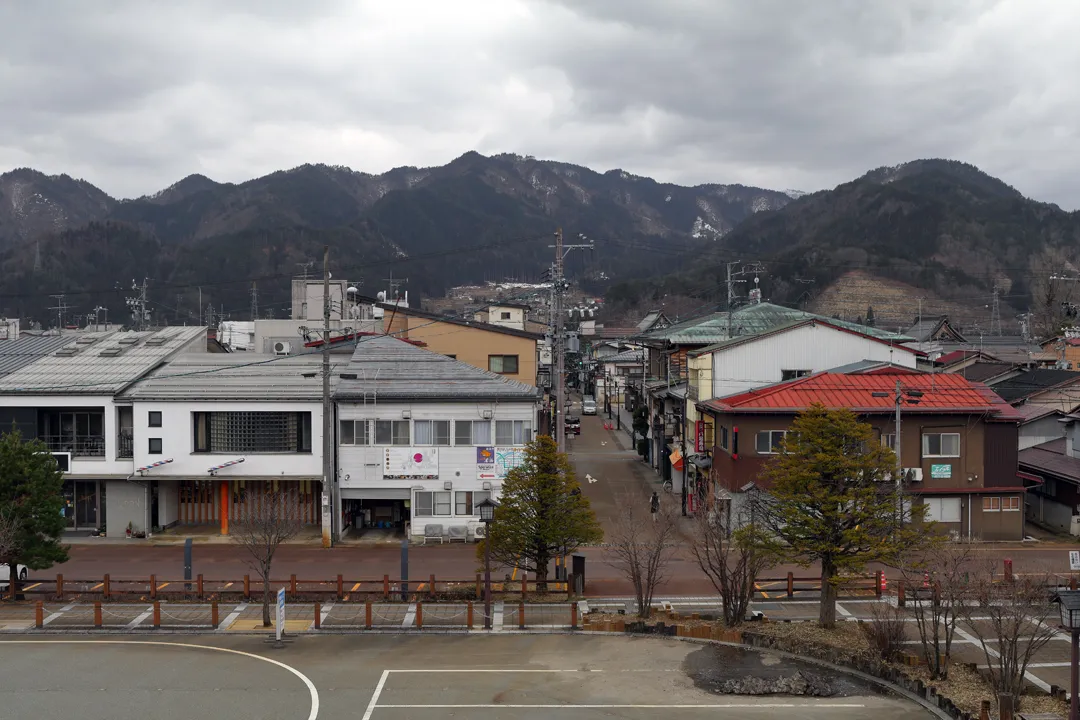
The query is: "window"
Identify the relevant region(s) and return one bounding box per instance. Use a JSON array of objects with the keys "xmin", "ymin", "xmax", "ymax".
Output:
[
  {"xmin": 719, "ymin": 426, "xmax": 730, "ymax": 451},
  {"xmin": 339, "ymin": 420, "xmax": 369, "ymax": 446},
  {"xmin": 148, "ymin": 438, "xmax": 162, "ymax": 455},
  {"xmin": 496, "ymin": 420, "xmax": 532, "ymax": 446},
  {"xmin": 445, "ymin": 354, "xmax": 457, "ymax": 360},
  {"xmin": 1003, "ymin": 496, "xmax": 1020, "ymax": 511},
  {"xmin": 923, "ymin": 497, "xmax": 961, "ymax": 523},
  {"xmin": 414, "ymin": 491, "xmax": 452, "ymax": 517},
  {"xmin": 193, "ymin": 412, "xmax": 312, "ymax": 453},
  {"xmin": 414, "ymin": 420, "xmax": 450, "ymax": 446},
  {"xmin": 880, "ymin": 433, "xmax": 895, "ymax": 451},
  {"xmin": 455, "ymin": 490, "xmax": 491, "ymax": 515},
  {"xmin": 781, "ymin": 369, "xmax": 811, "ymax": 381},
  {"xmin": 455, "ymin": 420, "xmax": 491, "ymax": 445},
  {"xmin": 755, "ymin": 430, "xmax": 787, "ymax": 454},
  {"xmin": 148, "ymin": 411, "xmax": 162, "ymax": 428},
  {"xmin": 375, "ymin": 420, "xmax": 411, "ymax": 446},
  {"xmin": 500, "ymin": 311, "xmax": 511, "ymax": 320},
  {"xmin": 983, "ymin": 496, "xmax": 1000, "ymax": 512},
  {"xmin": 922, "ymin": 432, "xmax": 960, "ymax": 458},
  {"xmin": 488, "ymin": 355, "xmax": 519, "ymax": 374}
]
